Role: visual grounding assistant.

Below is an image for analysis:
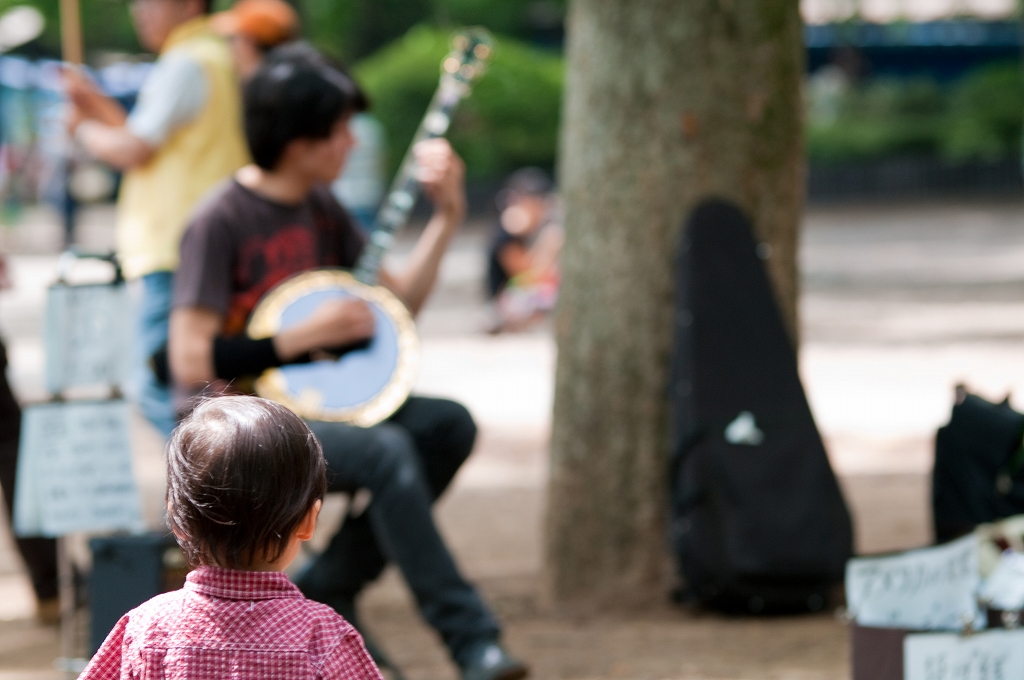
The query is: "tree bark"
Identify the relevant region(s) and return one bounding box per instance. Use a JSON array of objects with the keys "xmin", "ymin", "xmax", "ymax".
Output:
[{"xmin": 545, "ymin": 0, "xmax": 804, "ymax": 609}]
